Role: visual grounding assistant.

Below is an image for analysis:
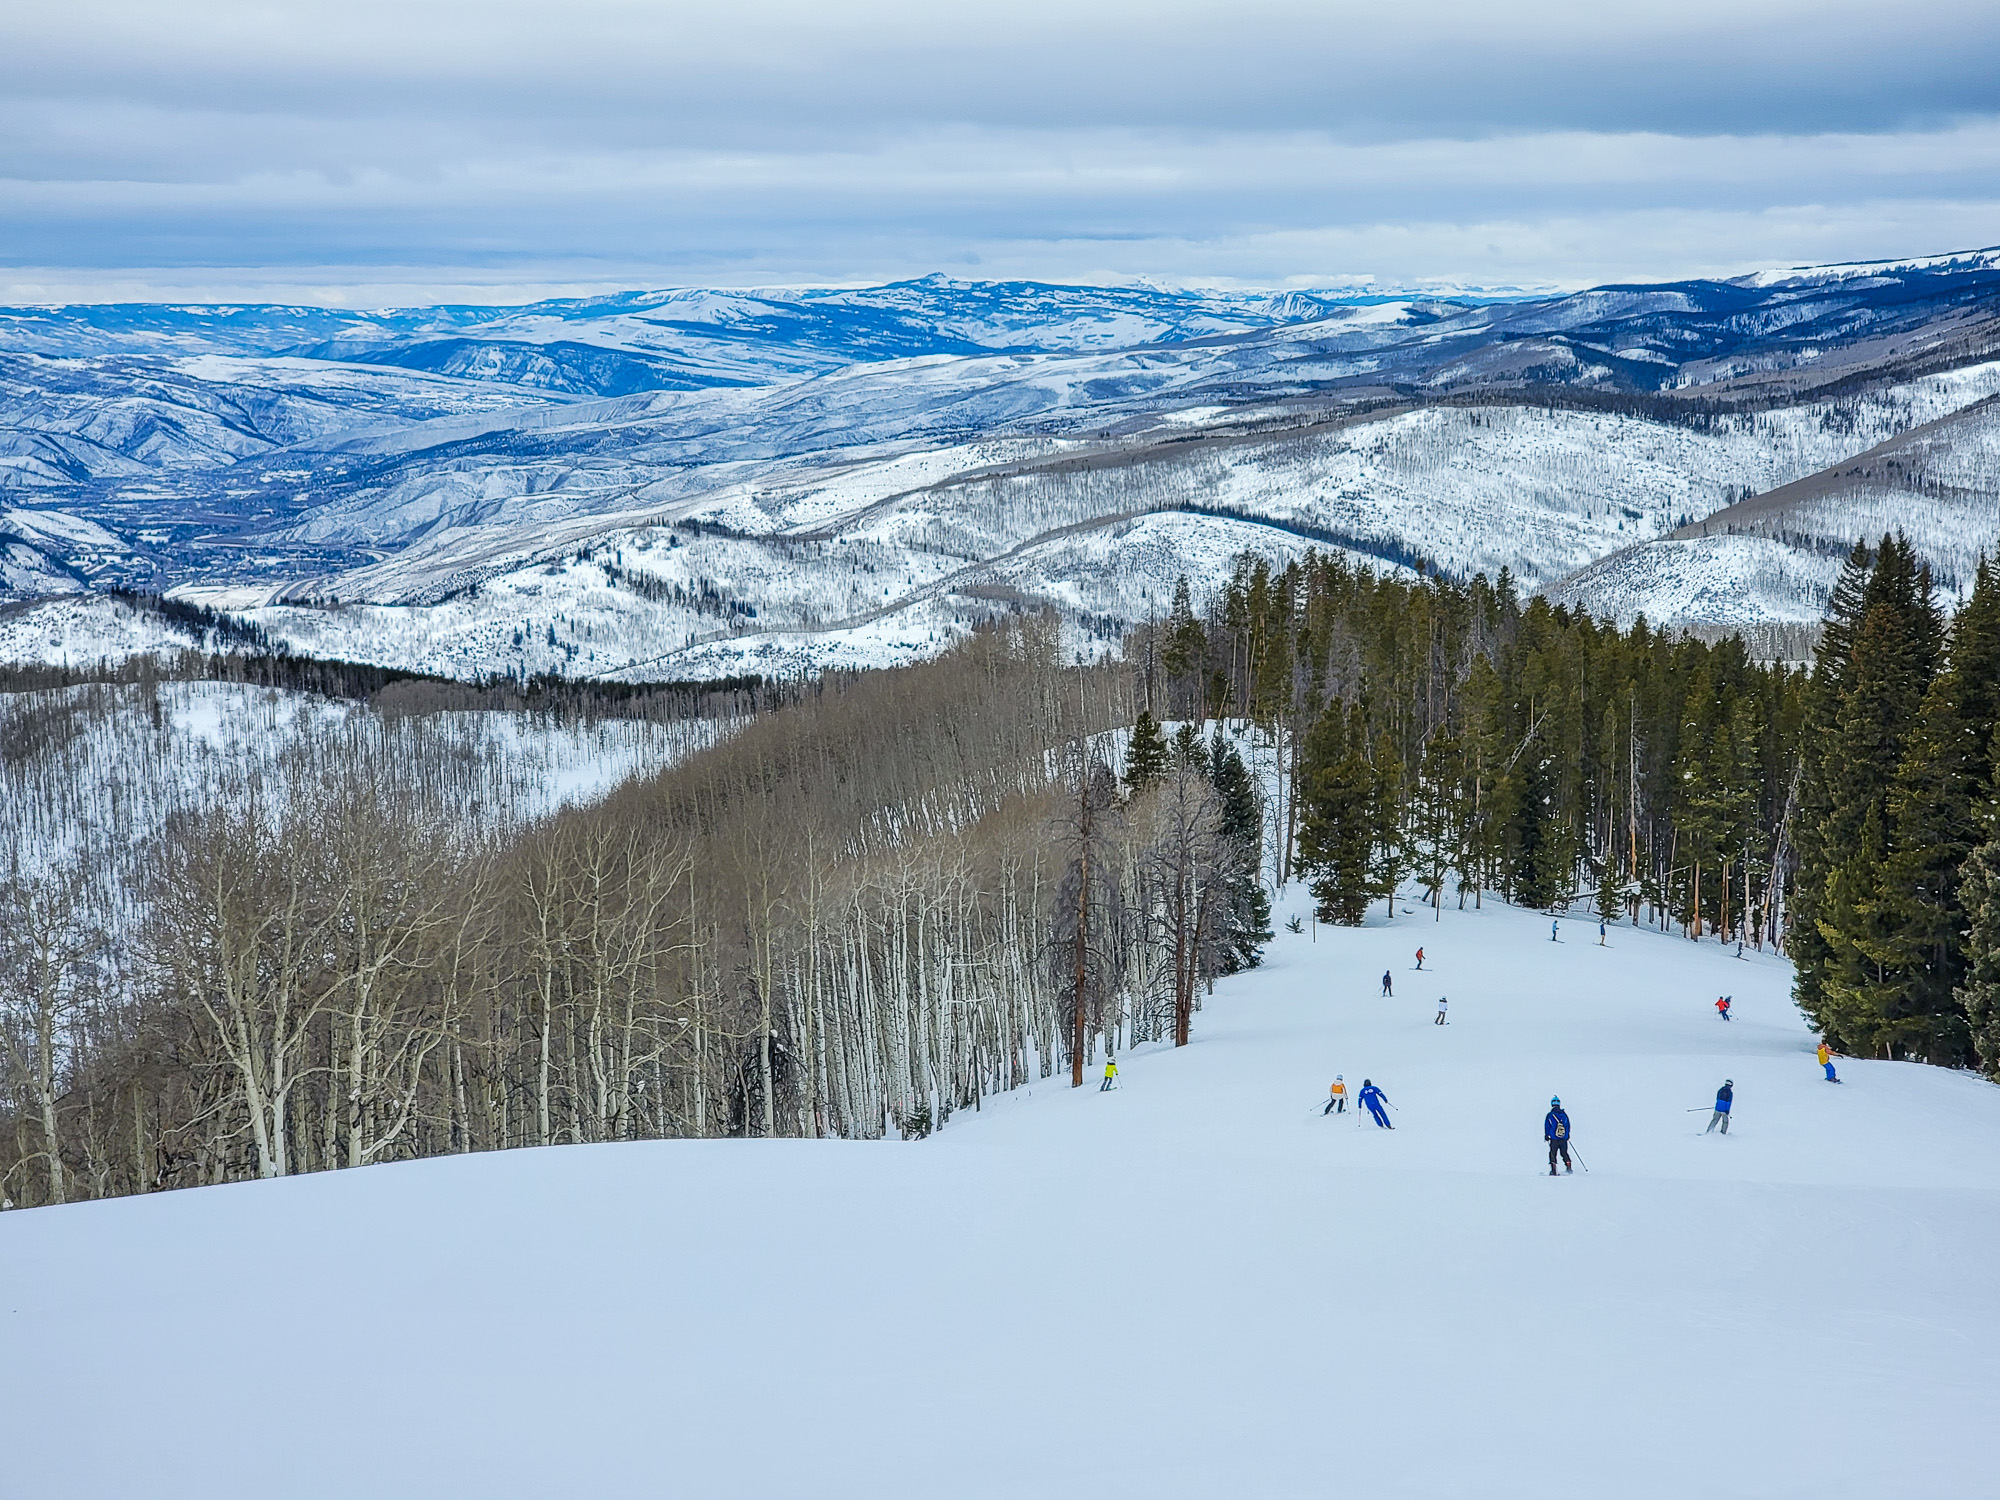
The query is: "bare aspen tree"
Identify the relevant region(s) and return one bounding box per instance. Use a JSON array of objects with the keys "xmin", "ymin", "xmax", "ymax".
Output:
[{"xmin": 0, "ymin": 866, "xmax": 103, "ymax": 1205}]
